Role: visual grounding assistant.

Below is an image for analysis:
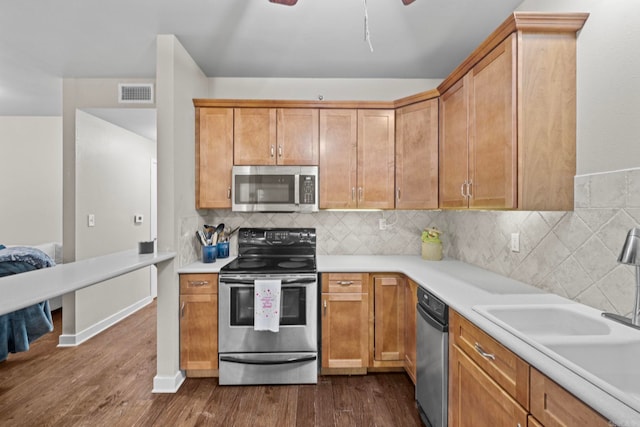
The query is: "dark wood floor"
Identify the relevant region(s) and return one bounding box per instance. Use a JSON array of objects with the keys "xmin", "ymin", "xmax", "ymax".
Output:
[{"xmin": 0, "ymin": 301, "xmax": 423, "ymax": 427}]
